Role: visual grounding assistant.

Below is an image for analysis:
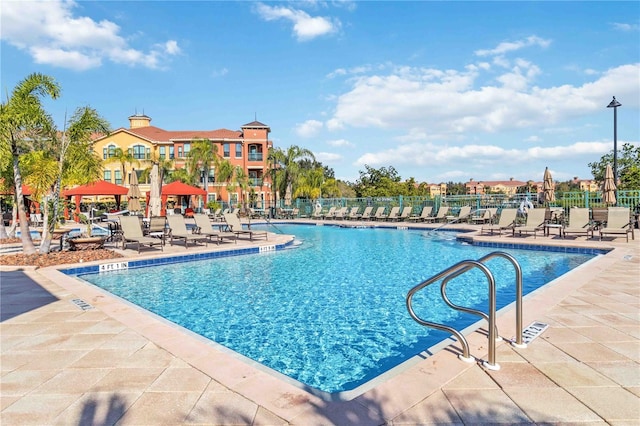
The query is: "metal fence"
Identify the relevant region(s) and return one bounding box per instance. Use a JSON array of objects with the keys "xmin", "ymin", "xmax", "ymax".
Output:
[{"xmin": 286, "ymin": 190, "xmax": 640, "ymax": 218}]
